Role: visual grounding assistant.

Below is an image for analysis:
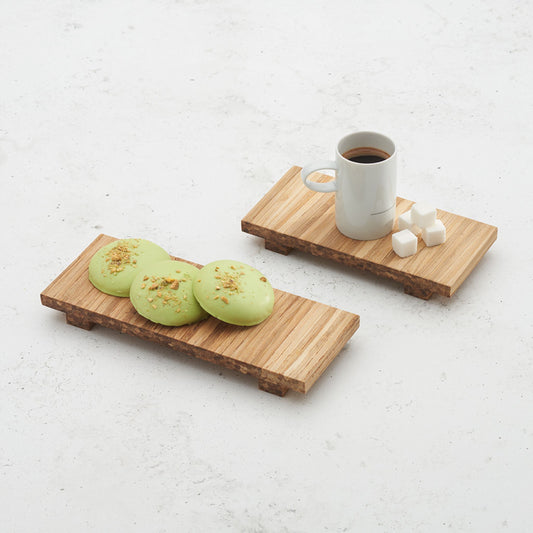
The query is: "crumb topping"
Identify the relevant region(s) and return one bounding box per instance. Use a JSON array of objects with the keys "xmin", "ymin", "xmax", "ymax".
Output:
[
  {"xmin": 214, "ymin": 267, "xmax": 245, "ymax": 295},
  {"xmin": 104, "ymin": 241, "xmax": 139, "ymax": 274},
  {"xmin": 208, "ymin": 264, "xmax": 269, "ymax": 305},
  {"xmin": 141, "ymin": 273, "xmax": 189, "ymax": 308}
]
